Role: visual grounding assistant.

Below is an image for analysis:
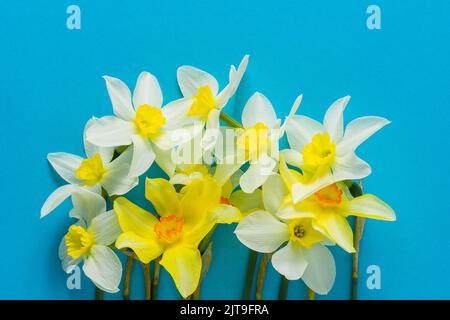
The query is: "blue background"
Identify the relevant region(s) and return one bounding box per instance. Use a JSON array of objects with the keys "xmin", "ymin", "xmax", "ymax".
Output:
[{"xmin": 0, "ymin": 0, "xmax": 449, "ymax": 299}]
